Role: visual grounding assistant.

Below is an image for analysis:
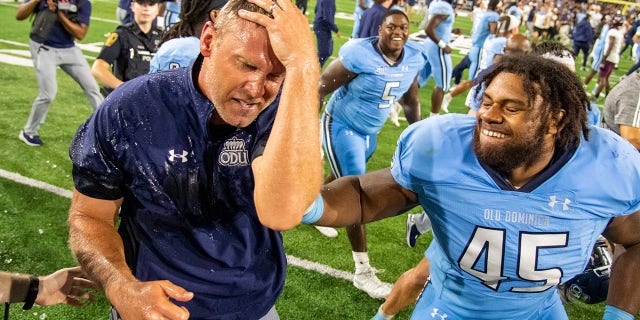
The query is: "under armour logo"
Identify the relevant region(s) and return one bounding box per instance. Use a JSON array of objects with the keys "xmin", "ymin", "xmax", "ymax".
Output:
[
  {"xmin": 168, "ymin": 149, "xmax": 189, "ymax": 163},
  {"xmin": 431, "ymin": 308, "xmax": 448, "ymax": 319},
  {"xmin": 548, "ymin": 196, "xmax": 570, "ymax": 211}
]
